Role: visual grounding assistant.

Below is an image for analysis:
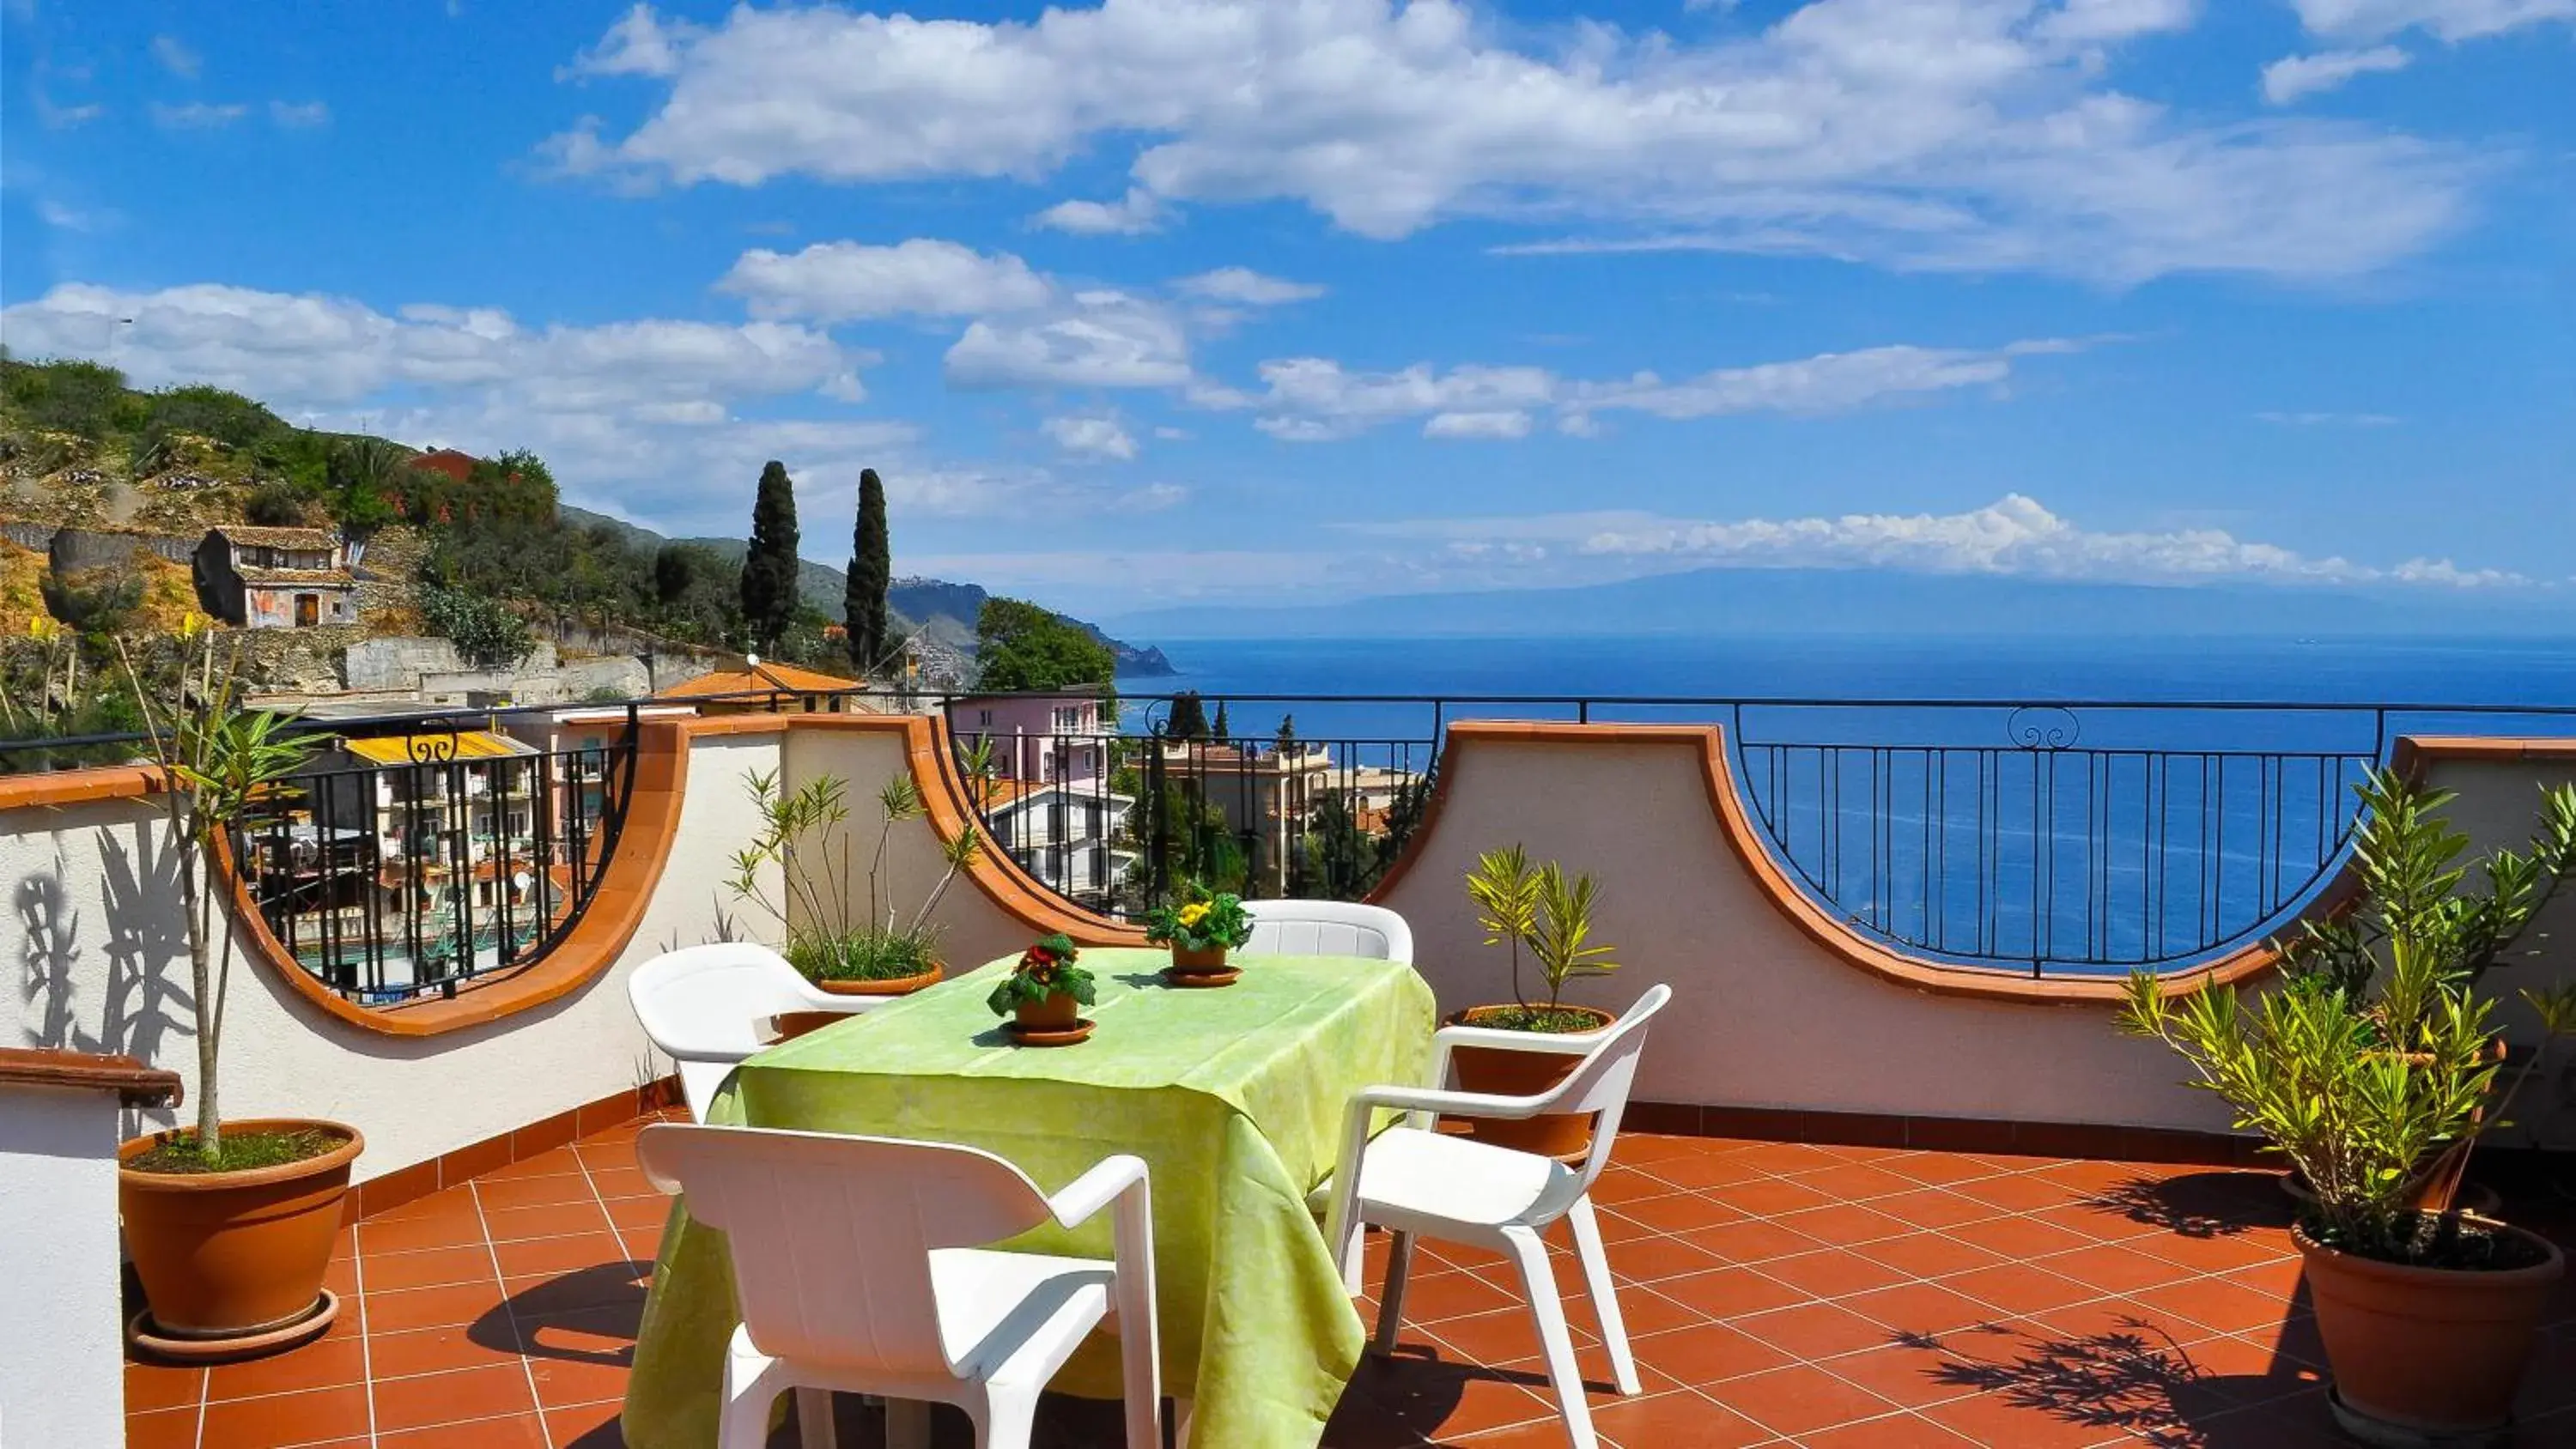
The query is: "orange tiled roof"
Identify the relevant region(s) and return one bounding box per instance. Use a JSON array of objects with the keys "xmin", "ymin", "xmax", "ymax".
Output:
[{"xmin": 655, "ymin": 660, "xmax": 860, "ymax": 700}]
